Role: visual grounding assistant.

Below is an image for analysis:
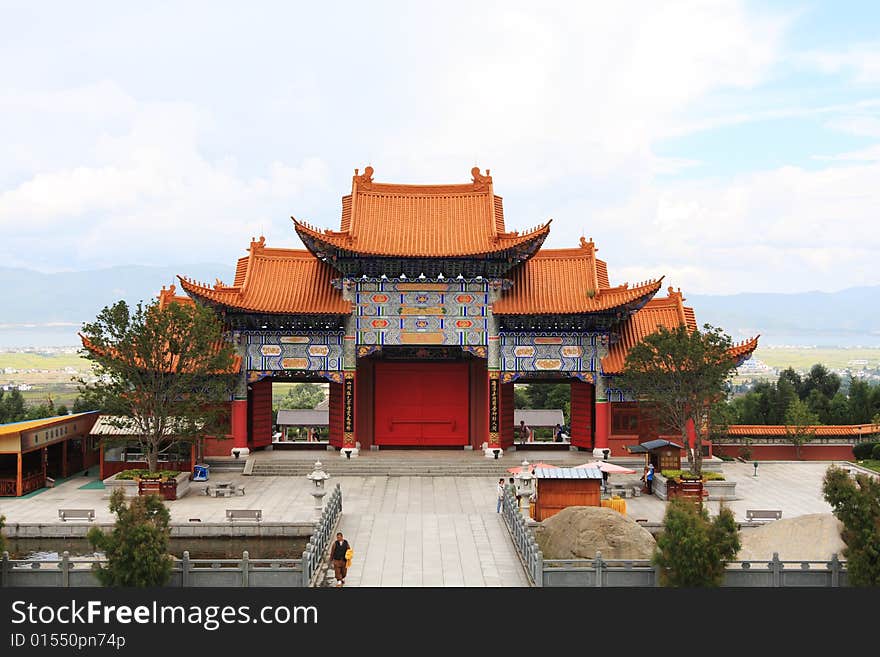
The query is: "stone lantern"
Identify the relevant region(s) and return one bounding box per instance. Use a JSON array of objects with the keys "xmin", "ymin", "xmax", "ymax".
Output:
[
  {"xmin": 514, "ymin": 460, "xmax": 535, "ymax": 520},
  {"xmin": 305, "ymin": 460, "xmax": 331, "ymax": 517}
]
